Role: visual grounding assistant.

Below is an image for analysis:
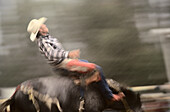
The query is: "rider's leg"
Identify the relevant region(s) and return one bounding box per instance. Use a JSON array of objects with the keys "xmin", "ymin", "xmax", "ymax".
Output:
[
  {"xmin": 95, "ymin": 65, "xmax": 113, "ymax": 100},
  {"xmin": 66, "ymin": 59, "xmax": 113, "ymax": 98},
  {"xmin": 95, "ymin": 66, "xmax": 125, "ymax": 101},
  {"xmin": 59, "ymin": 59, "xmax": 123, "ymax": 100}
]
